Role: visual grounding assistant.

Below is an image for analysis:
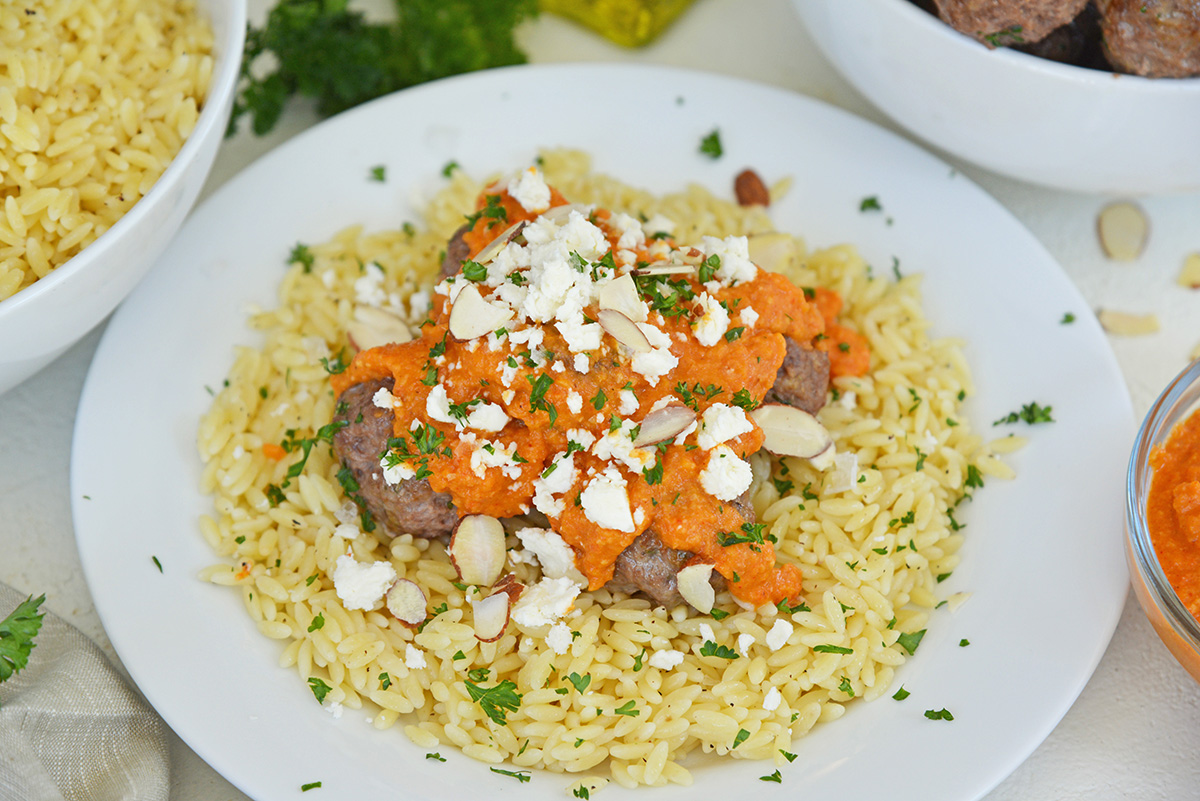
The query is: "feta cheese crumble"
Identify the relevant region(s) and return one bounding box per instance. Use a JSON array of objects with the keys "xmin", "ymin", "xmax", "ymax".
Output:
[
  {"xmin": 648, "ymin": 649, "xmax": 686, "ymax": 670},
  {"xmin": 765, "ymin": 619, "xmax": 794, "ymax": 651},
  {"xmin": 699, "ymin": 445, "xmax": 754, "ymax": 501},
  {"xmin": 511, "ymin": 577, "xmax": 581, "ymax": 628},
  {"xmin": 332, "ymin": 553, "xmax": 397, "ymax": 611},
  {"xmin": 580, "ymin": 467, "xmax": 635, "ymax": 532}
]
